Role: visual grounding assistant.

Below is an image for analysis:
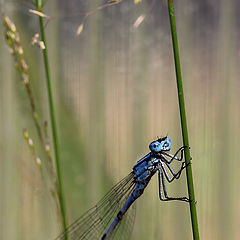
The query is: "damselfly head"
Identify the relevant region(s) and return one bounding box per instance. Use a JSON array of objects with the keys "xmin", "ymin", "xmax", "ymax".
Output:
[{"xmin": 149, "ymin": 137, "xmax": 171, "ymax": 153}]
